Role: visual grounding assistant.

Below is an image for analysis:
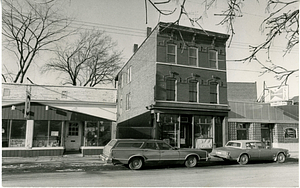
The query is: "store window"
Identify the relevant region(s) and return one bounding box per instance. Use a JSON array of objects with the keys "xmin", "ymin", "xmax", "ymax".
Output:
[
  {"xmin": 284, "ymin": 128, "xmax": 297, "ymax": 138},
  {"xmin": 209, "ymin": 49, "xmax": 218, "ymax": 69},
  {"xmin": 166, "ymin": 78, "xmax": 176, "ymax": 101},
  {"xmin": 188, "ymin": 47, "xmax": 197, "ymax": 66},
  {"xmin": 210, "ymin": 82, "xmax": 219, "ymax": 104},
  {"xmin": 236, "ymin": 123, "xmax": 249, "ymax": 140},
  {"xmin": 167, "ymin": 44, "xmax": 176, "ymax": 63},
  {"xmin": 159, "ymin": 114, "xmax": 179, "ymax": 147},
  {"xmin": 33, "ymin": 120, "xmax": 62, "ymax": 147},
  {"xmin": 189, "ymin": 80, "xmax": 198, "ymax": 102},
  {"xmin": 10, "ymin": 120, "xmax": 27, "ymax": 147},
  {"xmin": 84, "ymin": 121, "xmax": 111, "ymax": 146},
  {"xmin": 2, "ymin": 119, "xmax": 10, "ymax": 147},
  {"xmin": 194, "ymin": 116, "xmax": 213, "ymax": 149}
]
